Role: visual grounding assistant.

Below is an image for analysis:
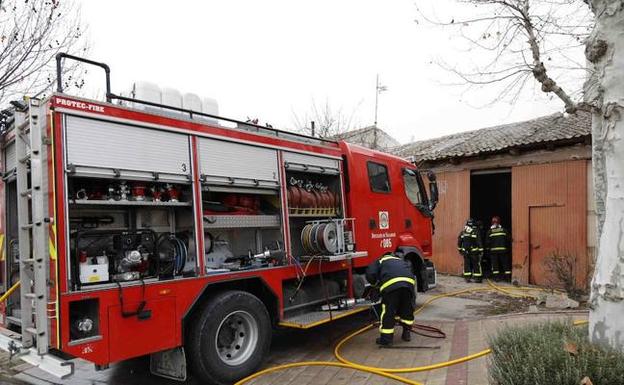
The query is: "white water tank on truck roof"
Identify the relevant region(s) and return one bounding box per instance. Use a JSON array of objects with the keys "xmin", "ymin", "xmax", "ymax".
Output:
[
  {"xmin": 162, "ymin": 87, "xmax": 182, "ymax": 109},
  {"xmin": 161, "ymin": 87, "xmax": 183, "ymax": 117},
  {"xmin": 199, "ymin": 97, "xmax": 219, "ymax": 124},
  {"xmin": 183, "ymin": 93, "xmax": 202, "ymax": 113},
  {"xmin": 131, "ymin": 81, "xmax": 161, "ymax": 111},
  {"xmin": 127, "ymin": 82, "xmax": 219, "ymax": 123},
  {"xmin": 202, "ymin": 97, "xmax": 219, "ymax": 116}
]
